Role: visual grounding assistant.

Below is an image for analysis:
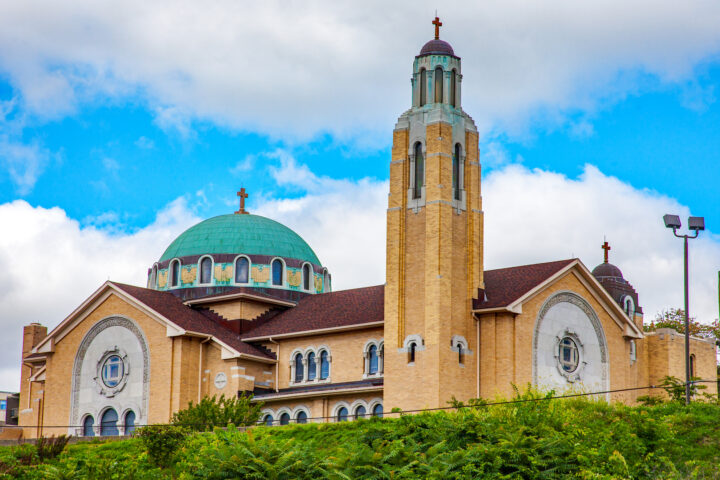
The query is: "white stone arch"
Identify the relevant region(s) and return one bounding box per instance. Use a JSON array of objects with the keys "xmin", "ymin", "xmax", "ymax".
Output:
[
  {"xmin": 368, "ymin": 397, "xmax": 384, "ymax": 417},
  {"xmin": 79, "ymin": 412, "xmax": 96, "ymax": 437},
  {"xmin": 304, "ymin": 347, "xmax": 320, "ymax": 382},
  {"xmin": 260, "ymin": 408, "xmax": 276, "ymax": 426},
  {"xmin": 362, "ymin": 339, "xmax": 384, "ymax": 377},
  {"xmin": 275, "ymin": 407, "xmax": 292, "ymax": 426},
  {"xmin": 197, "ymin": 255, "xmax": 214, "ymax": 285},
  {"xmin": 291, "ymin": 405, "xmax": 311, "ymax": 423},
  {"xmin": 70, "ymin": 315, "xmax": 149, "ymax": 435},
  {"xmin": 532, "ymin": 291, "xmax": 609, "ymax": 397},
  {"xmin": 270, "ymin": 257, "xmax": 287, "ymax": 287},
  {"xmin": 349, "ymin": 399, "xmax": 369, "ymax": 419},
  {"xmin": 233, "ymin": 254, "xmax": 251, "ymax": 285},
  {"xmin": 289, "ymin": 348, "xmax": 307, "ymax": 384},
  {"xmin": 168, "ymin": 258, "xmax": 181, "ymax": 288},
  {"xmin": 301, "ymin": 262, "xmax": 314, "ymax": 292},
  {"xmin": 332, "ymin": 401, "xmax": 351, "ymax": 422},
  {"xmin": 316, "ymin": 344, "xmax": 332, "ymax": 381},
  {"xmin": 119, "ymin": 405, "xmax": 140, "ymax": 435},
  {"xmin": 623, "ymin": 296, "xmax": 635, "ymax": 317}
]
